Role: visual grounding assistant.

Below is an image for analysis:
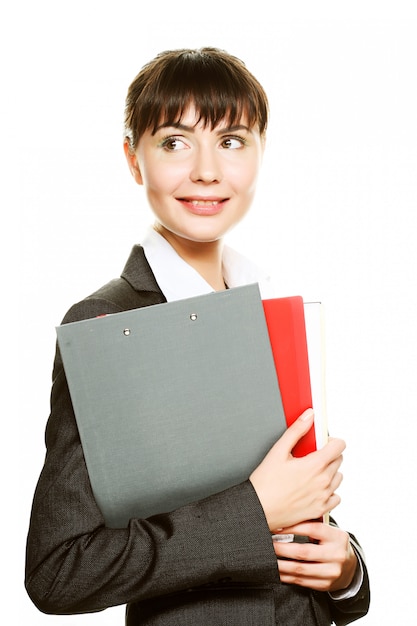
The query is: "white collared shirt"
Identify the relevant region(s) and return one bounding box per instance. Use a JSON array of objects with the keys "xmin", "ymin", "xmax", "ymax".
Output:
[{"xmin": 141, "ymin": 227, "xmax": 275, "ymax": 302}]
